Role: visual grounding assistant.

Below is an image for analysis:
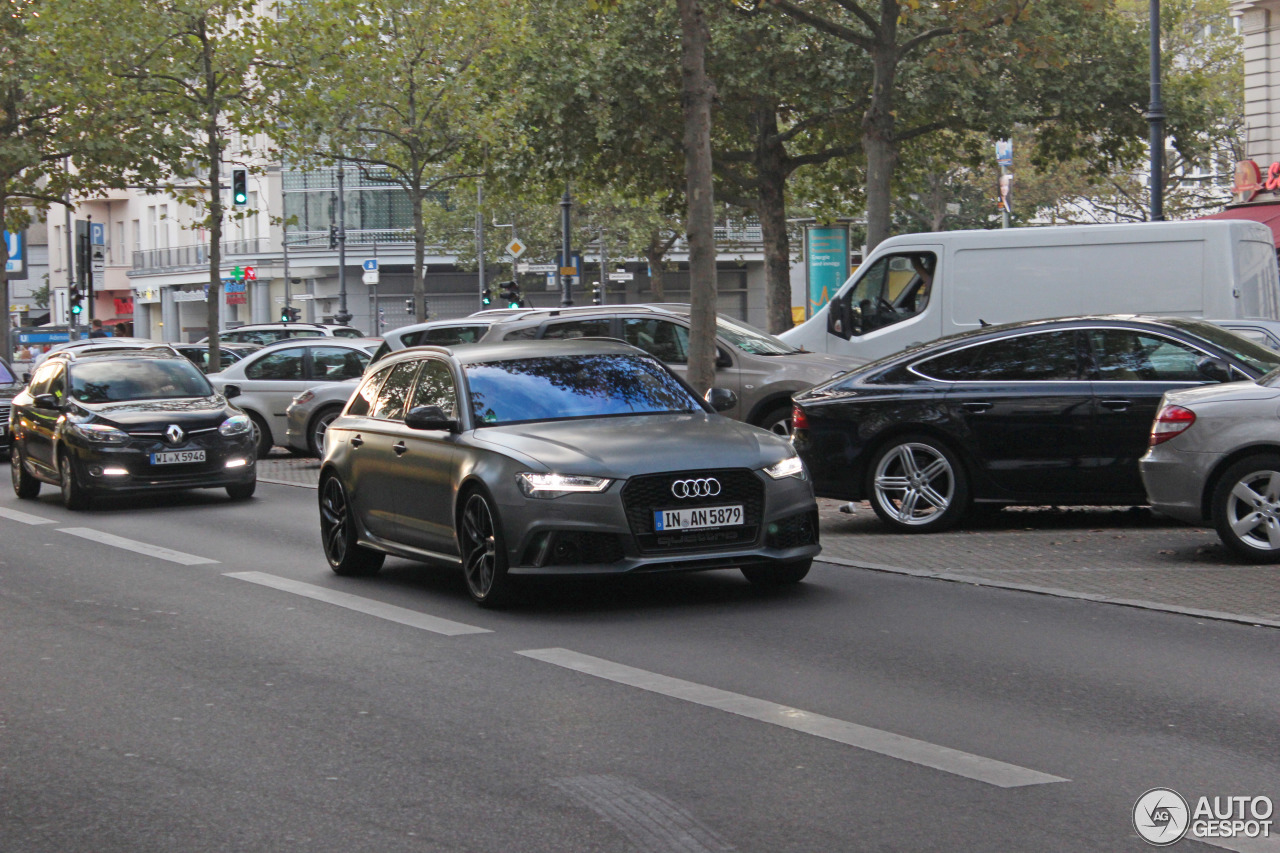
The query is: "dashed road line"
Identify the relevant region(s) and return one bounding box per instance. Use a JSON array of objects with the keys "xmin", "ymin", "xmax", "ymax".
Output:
[
  {"xmin": 518, "ymin": 648, "xmax": 1068, "ymax": 789},
  {"xmin": 58, "ymin": 527, "xmax": 219, "ymax": 565},
  {"xmin": 0, "ymin": 507, "xmax": 56, "ymax": 525},
  {"xmin": 225, "ymin": 571, "xmax": 491, "ymax": 636}
]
